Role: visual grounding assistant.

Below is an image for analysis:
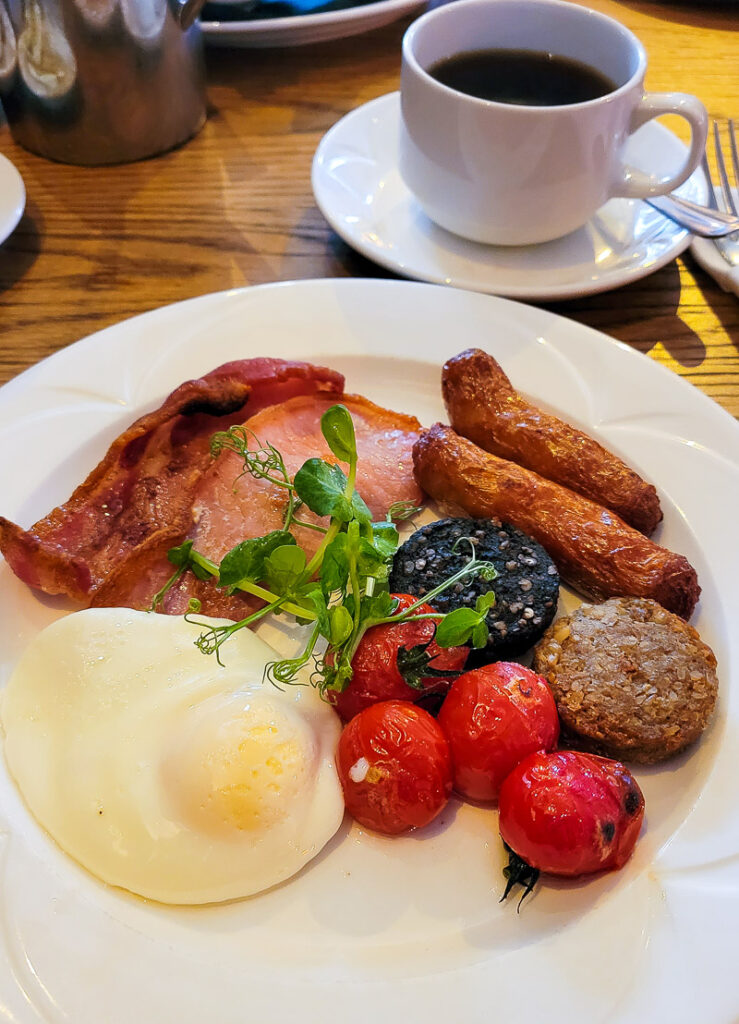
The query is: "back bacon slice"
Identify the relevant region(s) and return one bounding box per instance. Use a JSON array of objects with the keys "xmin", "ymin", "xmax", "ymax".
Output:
[{"xmin": 191, "ymin": 392, "xmax": 423, "ymax": 565}]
